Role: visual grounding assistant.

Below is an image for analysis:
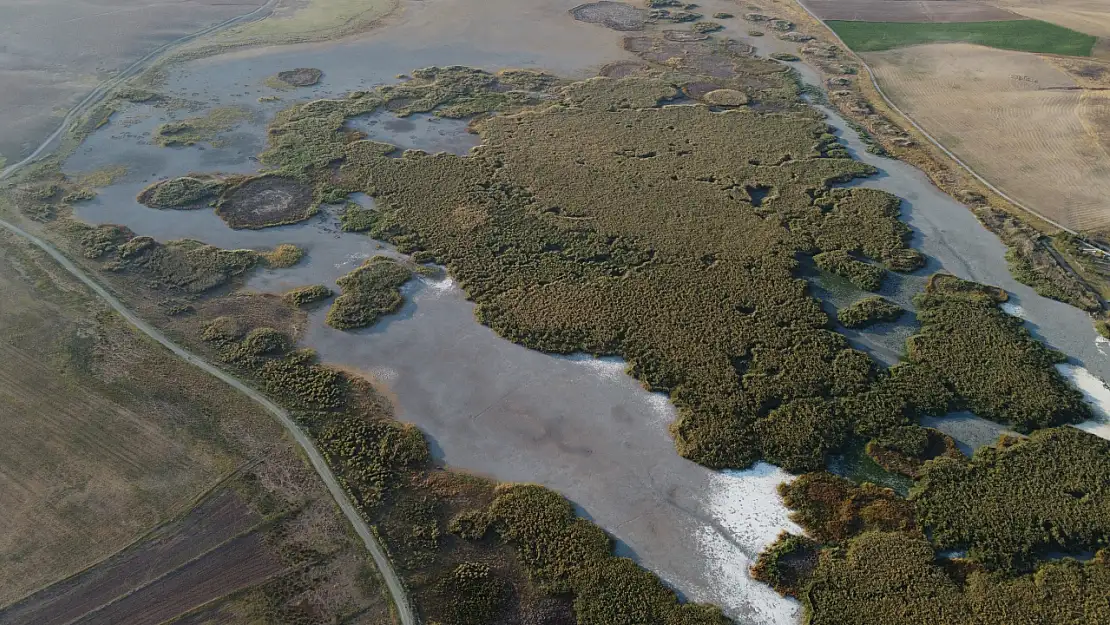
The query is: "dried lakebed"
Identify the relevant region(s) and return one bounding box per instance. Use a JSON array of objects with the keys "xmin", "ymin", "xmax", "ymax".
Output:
[{"xmin": 59, "ymin": 13, "xmax": 1110, "ymax": 625}]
